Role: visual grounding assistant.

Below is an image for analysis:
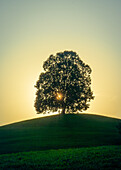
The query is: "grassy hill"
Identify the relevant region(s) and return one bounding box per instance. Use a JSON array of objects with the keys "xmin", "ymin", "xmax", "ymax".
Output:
[
  {"xmin": 0, "ymin": 145, "xmax": 121, "ymax": 169},
  {"xmin": 0, "ymin": 114, "xmax": 121, "ymax": 154}
]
